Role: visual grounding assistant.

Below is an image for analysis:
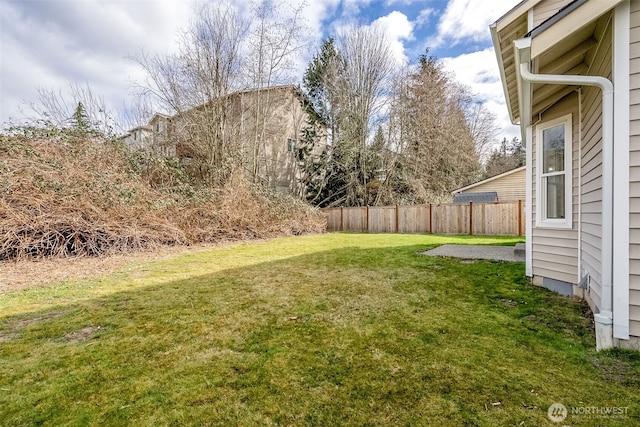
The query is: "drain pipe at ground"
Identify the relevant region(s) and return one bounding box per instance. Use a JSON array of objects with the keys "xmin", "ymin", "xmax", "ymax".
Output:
[{"xmin": 514, "ymin": 38, "xmax": 614, "ymax": 350}]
